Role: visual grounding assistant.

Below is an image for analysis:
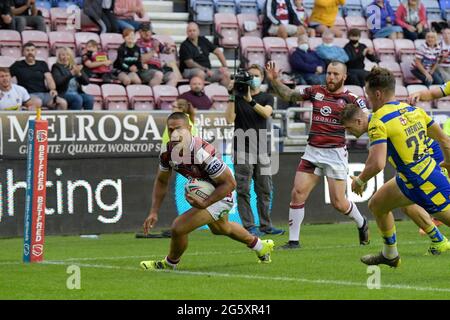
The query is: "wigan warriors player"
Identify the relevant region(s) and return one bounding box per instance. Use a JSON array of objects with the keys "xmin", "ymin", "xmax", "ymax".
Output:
[
  {"xmin": 140, "ymin": 112, "xmax": 274, "ymax": 270},
  {"xmin": 266, "ymin": 60, "xmax": 370, "ymax": 249}
]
